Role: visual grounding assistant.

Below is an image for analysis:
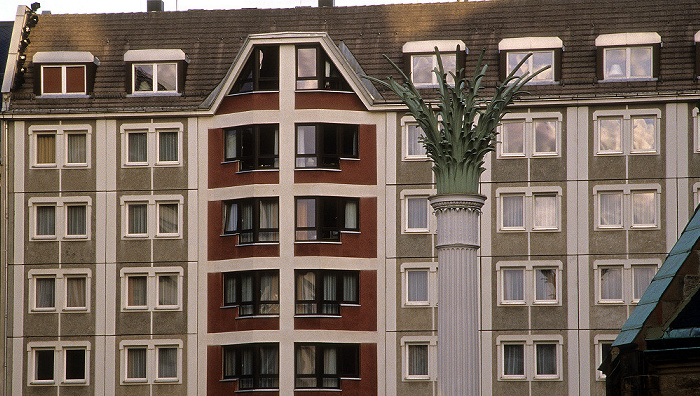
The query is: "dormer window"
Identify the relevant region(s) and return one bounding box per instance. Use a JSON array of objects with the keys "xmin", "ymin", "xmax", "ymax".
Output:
[
  {"xmin": 124, "ymin": 49, "xmax": 188, "ymax": 95},
  {"xmin": 595, "ymin": 33, "xmax": 660, "ymax": 81},
  {"xmin": 498, "ymin": 37, "xmax": 563, "ymax": 84},
  {"xmin": 33, "ymin": 52, "xmax": 99, "ymax": 96},
  {"xmin": 295, "ymin": 45, "xmax": 351, "ymax": 91},
  {"xmin": 230, "ymin": 46, "xmax": 279, "ymax": 94},
  {"xmin": 402, "ymin": 40, "xmax": 466, "ymax": 88}
]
